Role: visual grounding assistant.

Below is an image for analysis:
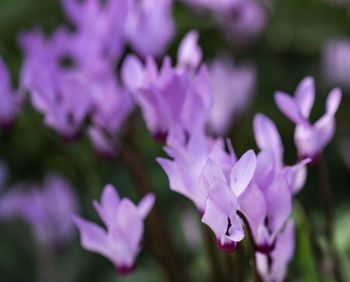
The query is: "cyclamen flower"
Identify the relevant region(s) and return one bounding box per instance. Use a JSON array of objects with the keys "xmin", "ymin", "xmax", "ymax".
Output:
[
  {"xmin": 122, "ymin": 32, "xmax": 212, "ymax": 141},
  {"xmin": 275, "ymin": 77, "xmax": 342, "ymax": 163},
  {"xmin": 20, "ymin": 30, "xmax": 93, "ymax": 140},
  {"xmin": 183, "ymin": 0, "xmax": 266, "ymax": 46},
  {"xmin": 73, "ymin": 185, "xmax": 155, "ymax": 274},
  {"xmin": 157, "ymin": 127, "xmax": 236, "ymax": 212},
  {"xmin": 0, "ymin": 56, "xmax": 21, "ymax": 129},
  {"xmin": 234, "ymin": 113, "xmax": 307, "ymax": 253},
  {"xmin": 322, "ymin": 38, "xmax": 350, "ymax": 89},
  {"xmin": 217, "ymin": 0, "xmax": 266, "ymax": 46},
  {"xmin": 256, "ymin": 220, "xmax": 295, "ymax": 282},
  {"xmin": 201, "ymin": 150, "xmax": 257, "ymax": 251},
  {"xmin": 0, "ymin": 173, "xmax": 79, "ymax": 249},
  {"xmin": 61, "ymin": 0, "xmax": 126, "ymax": 65},
  {"xmin": 124, "ymin": 0, "xmax": 175, "ymax": 57},
  {"xmin": 207, "ymin": 56, "xmax": 256, "ymax": 136}
]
